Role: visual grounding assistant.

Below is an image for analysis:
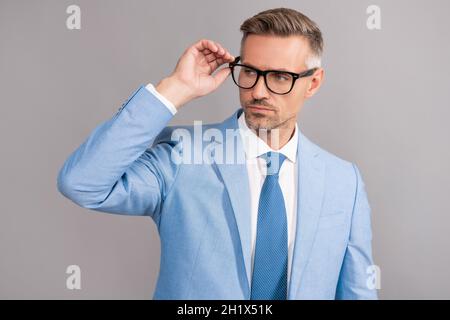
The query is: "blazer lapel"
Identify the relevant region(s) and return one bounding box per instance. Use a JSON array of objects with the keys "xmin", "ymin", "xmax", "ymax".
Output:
[
  {"xmin": 288, "ymin": 130, "xmax": 325, "ymax": 299},
  {"xmin": 211, "ymin": 108, "xmax": 253, "ymax": 297}
]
